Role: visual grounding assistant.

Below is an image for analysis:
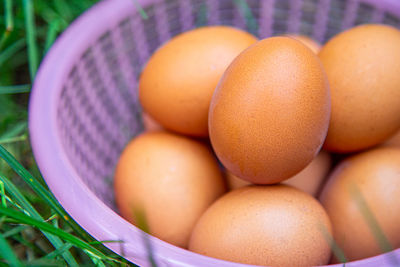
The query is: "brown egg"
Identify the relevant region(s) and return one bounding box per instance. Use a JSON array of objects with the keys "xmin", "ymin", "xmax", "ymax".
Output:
[
  {"xmin": 225, "ymin": 171, "xmax": 250, "ymax": 190},
  {"xmin": 287, "ymin": 34, "xmax": 321, "ymax": 53},
  {"xmin": 226, "ymin": 151, "xmax": 332, "ymax": 196},
  {"xmin": 114, "ymin": 131, "xmax": 226, "ymax": 248},
  {"xmin": 383, "ymin": 130, "xmax": 400, "ymax": 148},
  {"xmin": 209, "ymin": 36, "xmax": 331, "ymax": 184},
  {"xmin": 189, "ymin": 185, "xmax": 332, "ymax": 266},
  {"xmin": 320, "ymin": 147, "xmax": 400, "ymax": 261},
  {"xmin": 284, "ymin": 150, "xmax": 332, "ymax": 196},
  {"xmin": 319, "ymin": 24, "xmax": 400, "ymax": 153},
  {"xmin": 142, "ymin": 111, "xmax": 163, "ymax": 132},
  {"xmin": 139, "ymin": 26, "xmax": 257, "ymax": 137}
]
